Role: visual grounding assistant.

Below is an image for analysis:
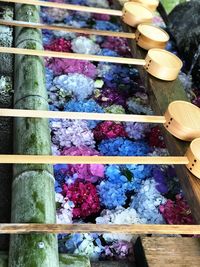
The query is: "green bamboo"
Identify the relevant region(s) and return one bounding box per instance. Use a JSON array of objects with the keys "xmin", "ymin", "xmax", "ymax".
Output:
[
  {"xmin": 0, "ymin": 252, "xmax": 90, "ymax": 267},
  {"xmin": 8, "ymin": 2, "xmax": 59, "ymax": 266}
]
